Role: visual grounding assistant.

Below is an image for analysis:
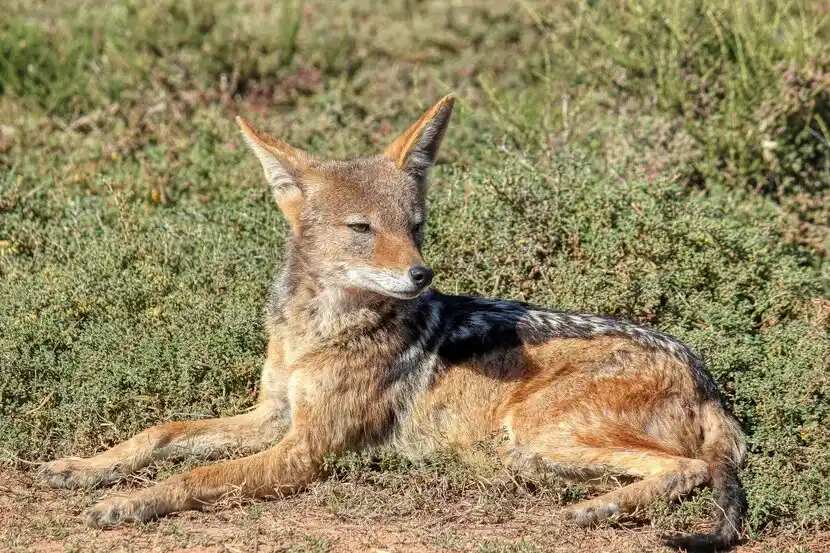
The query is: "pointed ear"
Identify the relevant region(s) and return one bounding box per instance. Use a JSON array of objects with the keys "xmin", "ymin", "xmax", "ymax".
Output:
[
  {"xmin": 236, "ymin": 116, "xmax": 313, "ymax": 232},
  {"xmin": 384, "ymin": 94, "xmax": 455, "ymax": 184}
]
